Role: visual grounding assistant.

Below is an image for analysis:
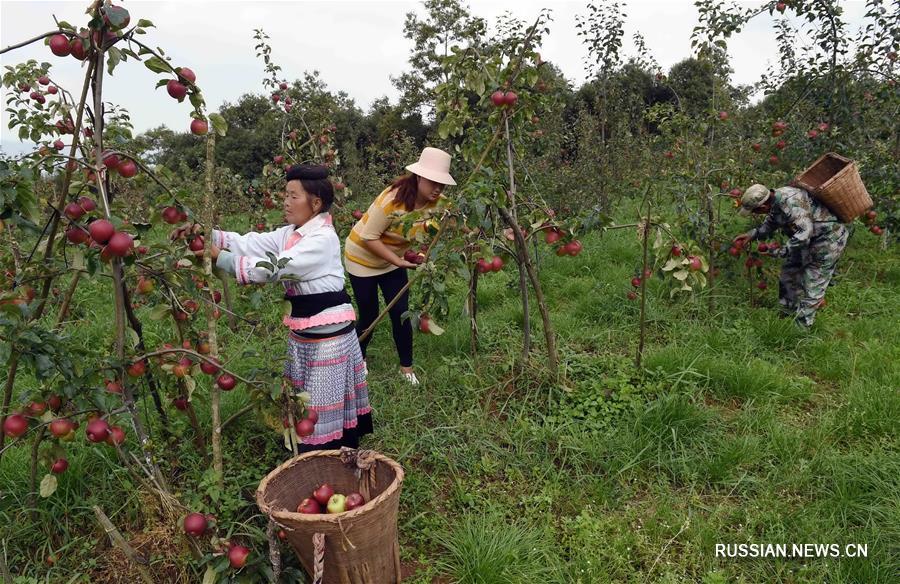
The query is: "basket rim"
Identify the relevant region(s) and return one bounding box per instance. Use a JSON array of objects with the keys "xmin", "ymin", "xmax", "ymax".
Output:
[{"xmin": 256, "ymin": 449, "xmax": 405, "ymax": 524}]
